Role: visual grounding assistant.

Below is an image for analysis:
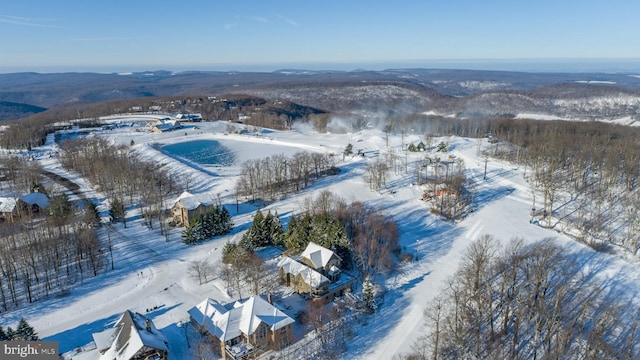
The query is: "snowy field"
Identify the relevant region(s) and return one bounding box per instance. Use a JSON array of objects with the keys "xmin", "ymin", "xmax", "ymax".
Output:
[{"xmin": 2, "ymin": 117, "xmax": 640, "ymax": 359}]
